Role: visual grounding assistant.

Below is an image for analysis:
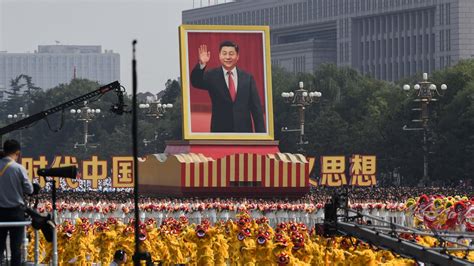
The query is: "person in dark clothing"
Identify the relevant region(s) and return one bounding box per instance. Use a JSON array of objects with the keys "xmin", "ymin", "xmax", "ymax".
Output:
[
  {"xmin": 190, "ymin": 41, "xmax": 265, "ymax": 133},
  {"xmin": 0, "ymin": 139, "xmax": 33, "ymax": 265}
]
